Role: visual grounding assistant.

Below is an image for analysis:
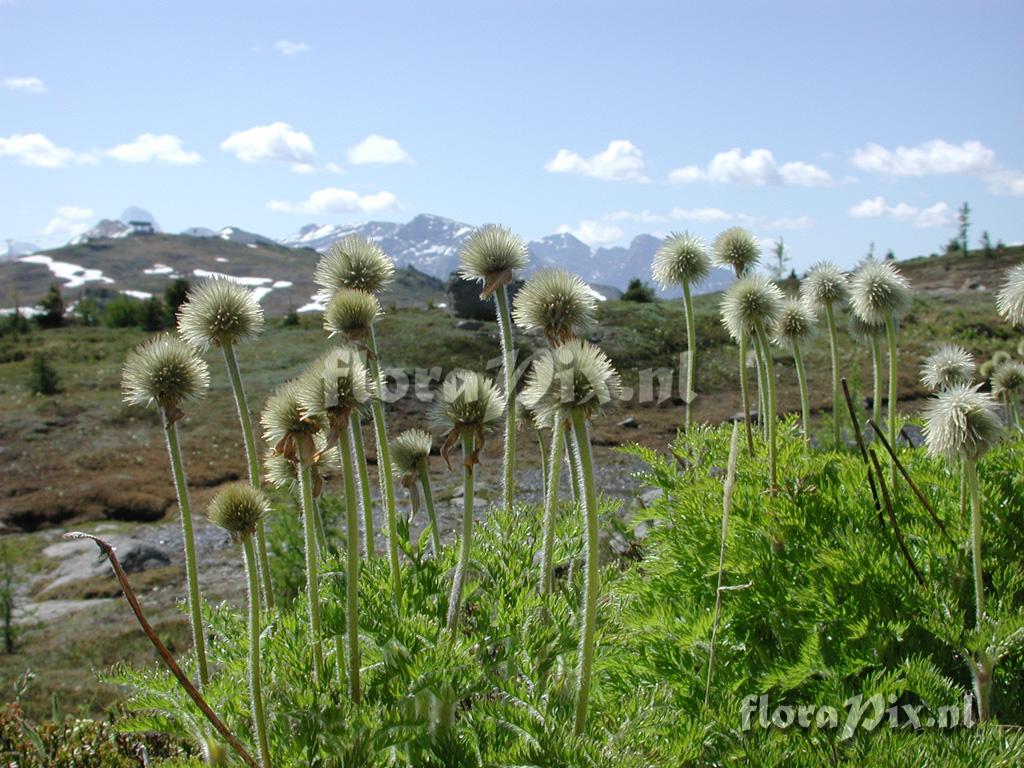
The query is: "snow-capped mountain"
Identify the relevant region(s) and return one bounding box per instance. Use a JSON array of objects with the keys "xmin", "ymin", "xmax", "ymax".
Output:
[
  {"xmin": 215, "ymin": 226, "xmax": 277, "ymax": 247},
  {"xmin": 0, "ymin": 240, "xmax": 40, "ymax": 262},
  {"xmin": 71, "ymin": 206, "xmax": 162, "ymax": 244}
]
